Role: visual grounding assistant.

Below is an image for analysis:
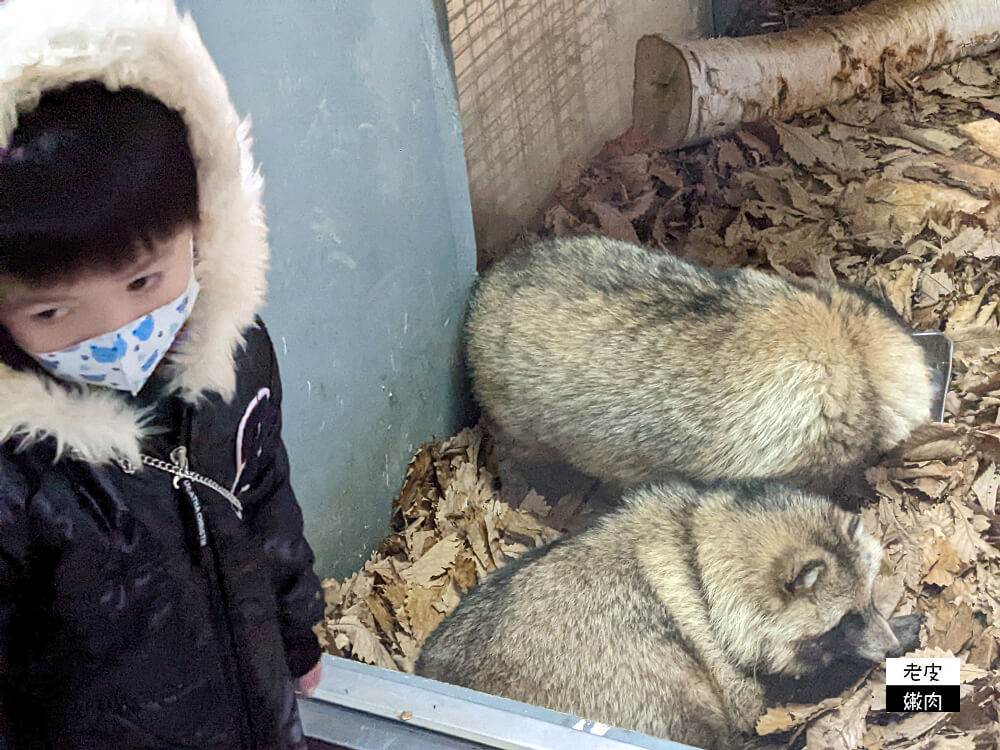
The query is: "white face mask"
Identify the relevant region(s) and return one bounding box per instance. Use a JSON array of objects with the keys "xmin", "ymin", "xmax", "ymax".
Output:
[{"xmin": 32, "ymin": 274, "xmax": 200, "ymax": 396}]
